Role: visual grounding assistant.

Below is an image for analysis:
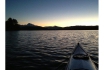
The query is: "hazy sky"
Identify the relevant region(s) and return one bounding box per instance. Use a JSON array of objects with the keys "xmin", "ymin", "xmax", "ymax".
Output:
[{"xmin": 6, "ymin": 0, "xmax": 98, "ymax": 27}]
